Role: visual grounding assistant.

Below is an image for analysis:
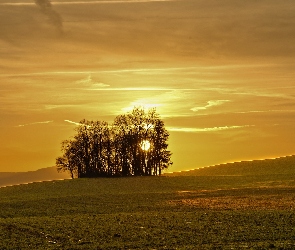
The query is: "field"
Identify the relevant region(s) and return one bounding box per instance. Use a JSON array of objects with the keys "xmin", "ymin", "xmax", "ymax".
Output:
[{"xmin": 0, "ymin": 158, "xmax": 295, "ymax": 249}]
